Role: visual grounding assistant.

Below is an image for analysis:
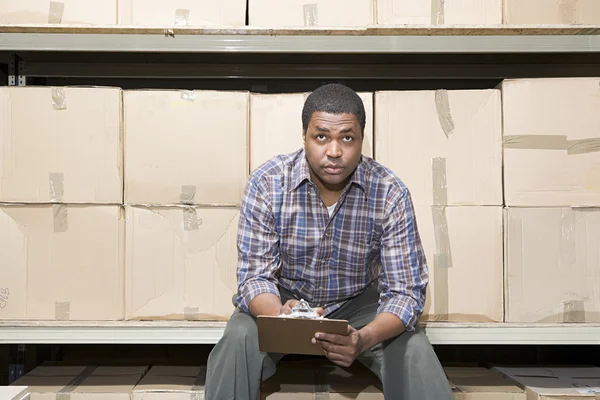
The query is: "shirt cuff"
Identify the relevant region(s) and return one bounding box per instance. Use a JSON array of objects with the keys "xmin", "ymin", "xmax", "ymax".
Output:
[
  {"xmin": 378, "ymin": 296, "xmax": 419, "ymax": 332},
  {"xmin": 237, "ymin": 278, "xmax": 280, "ymax": 313}
]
